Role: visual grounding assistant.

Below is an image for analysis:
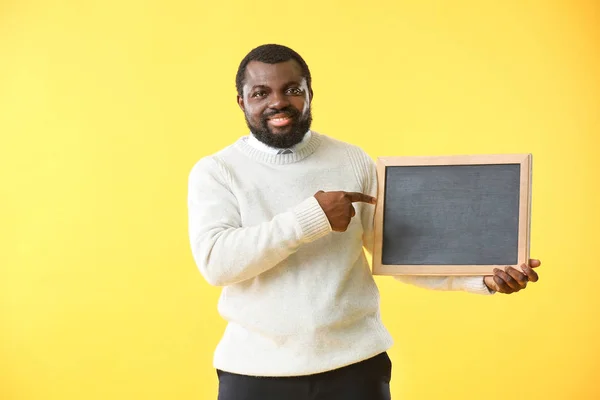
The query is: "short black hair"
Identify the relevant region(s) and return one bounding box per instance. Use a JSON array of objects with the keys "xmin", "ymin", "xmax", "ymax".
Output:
[{"xmin": 235, "ymin": 44, "xmax": 312, "ymax": 96}]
